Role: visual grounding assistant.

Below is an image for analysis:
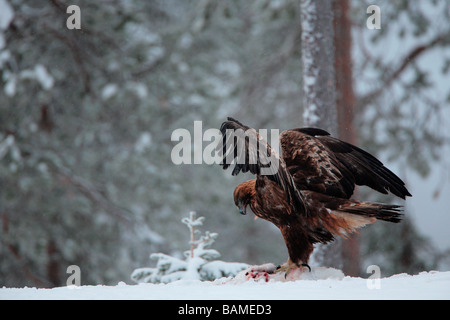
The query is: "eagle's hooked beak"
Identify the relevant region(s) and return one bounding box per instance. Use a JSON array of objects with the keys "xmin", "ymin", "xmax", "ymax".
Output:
[{"xmin": 237, "ymin": 203, "xmax": 247, "ymax": 215}]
